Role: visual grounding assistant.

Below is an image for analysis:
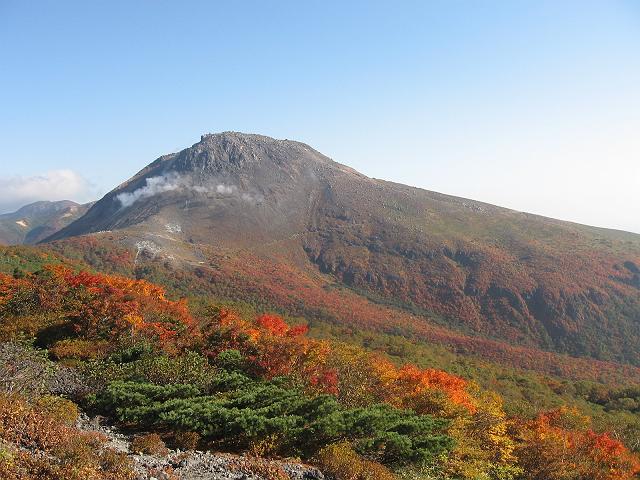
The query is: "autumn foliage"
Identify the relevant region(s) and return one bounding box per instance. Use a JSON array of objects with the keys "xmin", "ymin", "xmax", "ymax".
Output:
[
  {"xmin": 204, "ymin": 308, "xmax": 475, "ymax": 412},
  {"xmin": 201, "ymin": 309, "xmax": 640, "ymax": 479},
  {"xmin": 1, "ymin": 265, "xmax": 639, "ymax": 479},
  {"xmin": 314, "ymin": 442, "xmax": 396, "ymax": 480},
  {"xmin": 512, "ymin": 407, "xmax": 640, "ymax": 480},
  {"xmin": 0, "ymin": 265, "xmax": 195, "ymax": 354},
  {"xmin": 0, "ymin": 393, "xmax": 133, "ymax": 480}
]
